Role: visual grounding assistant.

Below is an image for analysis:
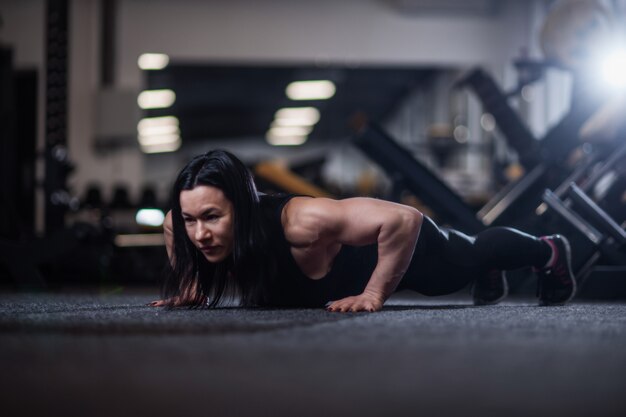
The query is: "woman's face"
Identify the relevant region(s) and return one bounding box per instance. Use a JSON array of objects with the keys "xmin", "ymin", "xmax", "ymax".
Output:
[{"xmin": 180, "ymin": 185, "xmax": 235, "ymax": 263}]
